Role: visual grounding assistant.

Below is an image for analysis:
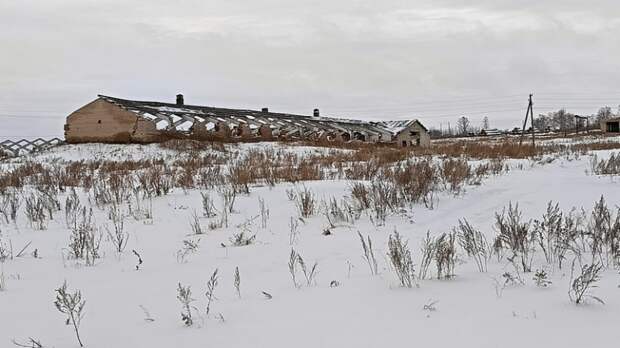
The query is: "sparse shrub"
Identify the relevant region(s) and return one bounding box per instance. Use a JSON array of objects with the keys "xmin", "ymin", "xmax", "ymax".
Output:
[
  {"xmin": 285, "ymin": 188, "xmax": 297, "ymax": 201},
  {"xmin": 138, "ymin": 165, "xmax": 173, "ymax": 197},
  {"xmin": 609, "ymin": 209, "xmax": 620, "ymax": 267},
  {"xmin": 418, "ymin": 232, "xmax": 435, "ymax": 280},
  {"xmin": 176, "ymin": 239, "xmax": 200, "ymax": 263},
  {"xmin": 440, "ymin": 158, "xmax": 471, "ymax": 193},
  {"xmin": 391, "ymin": 158, "xmax": 437, "ymax": 208},
  {"xmin": 493, "ymin": 271, "xmax": 522, "ymax": 298},
  {"xmin": 434, "ymin": 232, "xmax": 457, "ymax": 279},
  {"xmin": 234, "ymin": 266, "xmax": 241, "ymax": 298},
  {"xmin": 0, "ymin": 237, "xmax": 9, "ymax": 263},
  {"xmin": 532, "ymin": 269, "xmax": 552, "ymax": 287},
  {"xmin": 368, "ymin": 181, "xmax": 396, "ymax": 225},
  {"xmin": 0, "ymin": 189, "xmax": 20, "ymax": 224},
  {"xmin": 297, "ymin": 253, "xmax": 318, "ymax": 286},
  {"xmin": 591, "ymin": 152, "xmax": 620, "ymax": 175},
  {"xmin": 201, "ymin": 192, "xmax": 217, "ymax": 218},
  {"xmin": 0, "ymin": 268, "xmax": 5, "ymax": 291},
  {"xmin": 287, "ymin": 248, "xmax": 317, "ymax": 287},
  {"xmin": 495, "ymin": 203, "xmax": 533, "ymax": 272},
  {"xmin": 288, "ymin": 248, "xmax": 299, "ymax": 288},
  {"xmin": 556, "ymin": 208, "xmax": 586, "ymax": 270},
  {"xmin": 587, "ymin": 196, "xmax": 620, "ymax": 267},
  {"xmin": 218, "ymin": 184, "xmax": 237, "ymax": 214},
  {"xmin": 54, "ymin": 281, "xmax": 86, "ymax": 347},
  {"xmin": 128, "ymin": 189, "xmax": 153, "ymax": 221},
  {"xmin": 295, "ymin": 186, "xmax": 316, "ymax": 218},
  {"xmin": 455, "ymin": 219, "xmax": 489, "ymax": 272},
  {"xmin": 205, "ymin": 269, "xmax": 219, "ymax": 316},
  {"xmin": 189, "ymin": 210, "xmax": 204, "ymax": 235},
  {"xmin": 227, "ymin": 161, "xmax": 251, "ymax": 194},
  {"xmin": 589, "ymin": 196, "xmax": 610, "ymax": 263},
  {"xmin": 24, "ymin": 194, "xmax": 48, "ymax": 230},
  {"xmin": 568, "ymin": 260, "xmax": 604, "ymax": 305},
  {"xmin": 11, "ymin": 337, "xmax": 44, "ymax": 347},
  {"xmin": 177, "ymin": 283, "xmax": 195, "ymax": 326},
  {"xmin": 532, "ymin": 201, "xmax": 563, "ymax": 265},
  {"xmin": 387, "ymin": 230, "xmax": 415, "ymax": 288},
  {"xmin": 106, "ymin": 203, "xmax": 127, "ymax": 253},
  {"xmin": 289, "ymin": 217, "xmax": 299, "ymax": 245},
  {"xmin": 65, "ymin": 188, "xmax": 81, "ymax": 229},
  {"xmin": 92, "ymin": 172, "xmax": 132, "ymax": 206},
  {"xmin": 36, "ymin": 188, "xmax": 61, "ymax": 220},
  {"xmin": 229, "ymin": 231, "xmax": 256, "ymax": 247},
  {"xmin": 350, "ymin": 182, "xmax": 370, "ymax": 211},
  {"xmin": 357, "ymin": 231, "xmax": 378, "ymax": 275},
  {"xmin": 68, "ymin": 208, "xmax": 101, "ymax": 266},
  {"xmin": 323, "ymin": 197, "xmax": 349, "ymax": 227},
  {"xmin": 258, "ymin": 197, "xmax": 269, "ymax": 229},
  {"xmin": 176, "ymin": 167, "xmax": 196, "ymax": 191}
]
